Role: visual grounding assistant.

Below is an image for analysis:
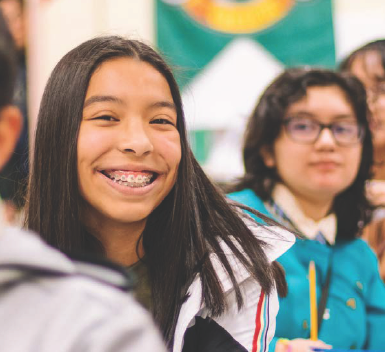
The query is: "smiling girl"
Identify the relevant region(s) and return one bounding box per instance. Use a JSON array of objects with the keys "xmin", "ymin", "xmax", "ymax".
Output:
[
  {"xmin": 230, "ymin": 68, "xmax": 385, "ymax": 351},
  {"xmin": 26, "ymin": 36, "xmax": 293, "ymax": 352}
]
